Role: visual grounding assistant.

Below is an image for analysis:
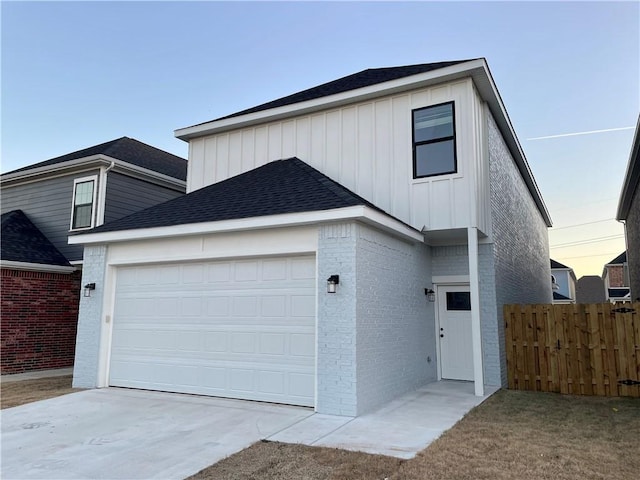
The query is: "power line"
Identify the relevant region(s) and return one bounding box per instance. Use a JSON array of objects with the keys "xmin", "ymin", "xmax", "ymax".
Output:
[
  {"xmin": 550, "ymin": 234, "xmax": 625, "ymax": 249},
  {"xmin": 550, "ymin": 219, "xmax": 615, "ymax": 231}
]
